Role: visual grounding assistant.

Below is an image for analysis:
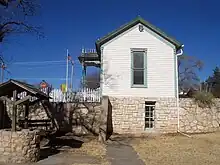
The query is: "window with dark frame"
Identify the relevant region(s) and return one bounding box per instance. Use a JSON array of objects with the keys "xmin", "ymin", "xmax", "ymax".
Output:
[
  {"xmin": 145, "ymin": 101, "xmax": 155, "ymax": 129},
  {"xmin": 131, "ymin": 49, "xmax": 147, "ymax": 87}
]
